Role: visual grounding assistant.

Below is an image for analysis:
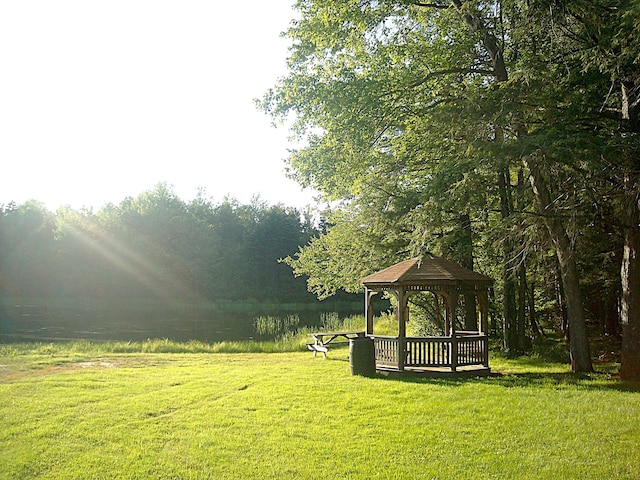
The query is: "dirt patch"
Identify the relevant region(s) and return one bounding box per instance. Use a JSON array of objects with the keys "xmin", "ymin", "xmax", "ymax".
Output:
[{"xmin": 75, "ymin": 361, "xmax": 118, "ymax": 369}]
